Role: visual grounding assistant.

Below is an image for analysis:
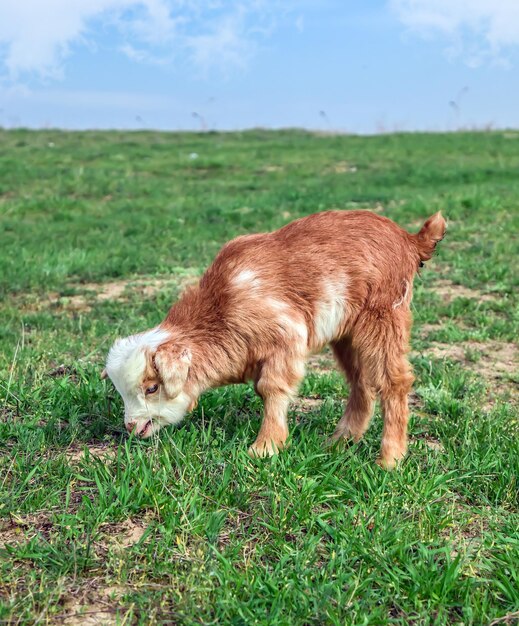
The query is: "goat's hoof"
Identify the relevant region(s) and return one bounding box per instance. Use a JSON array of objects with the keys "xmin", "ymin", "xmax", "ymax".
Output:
[{"xmin": 248, "ymin": 440, "xmax": 284, "ymax": 458}]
